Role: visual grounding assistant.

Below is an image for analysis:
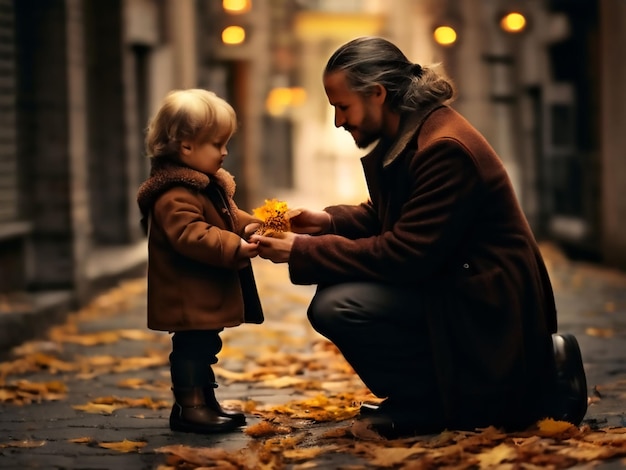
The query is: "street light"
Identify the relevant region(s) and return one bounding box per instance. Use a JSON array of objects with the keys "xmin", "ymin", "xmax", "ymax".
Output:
[
  {"xmin": 221, "ymin": 25, "xmax": 246, "ymax": 45},
  {"xmin": 220, "ymin": 0, "xmax": 251, "ymax": 45},
  {"xmin": 265, "ymin": 87, "xmax": 307, "ymax": 117},
  {"xmin": 223, "ymin": 0, "xmax": 251, "ymax": 14},
  {"xmin": 500, "ymin": 12, "xmax": 527, "ymax": 33},
  {"xmin": 433, "ymin": 25, "xmax": 458, "ymax": 46}
]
